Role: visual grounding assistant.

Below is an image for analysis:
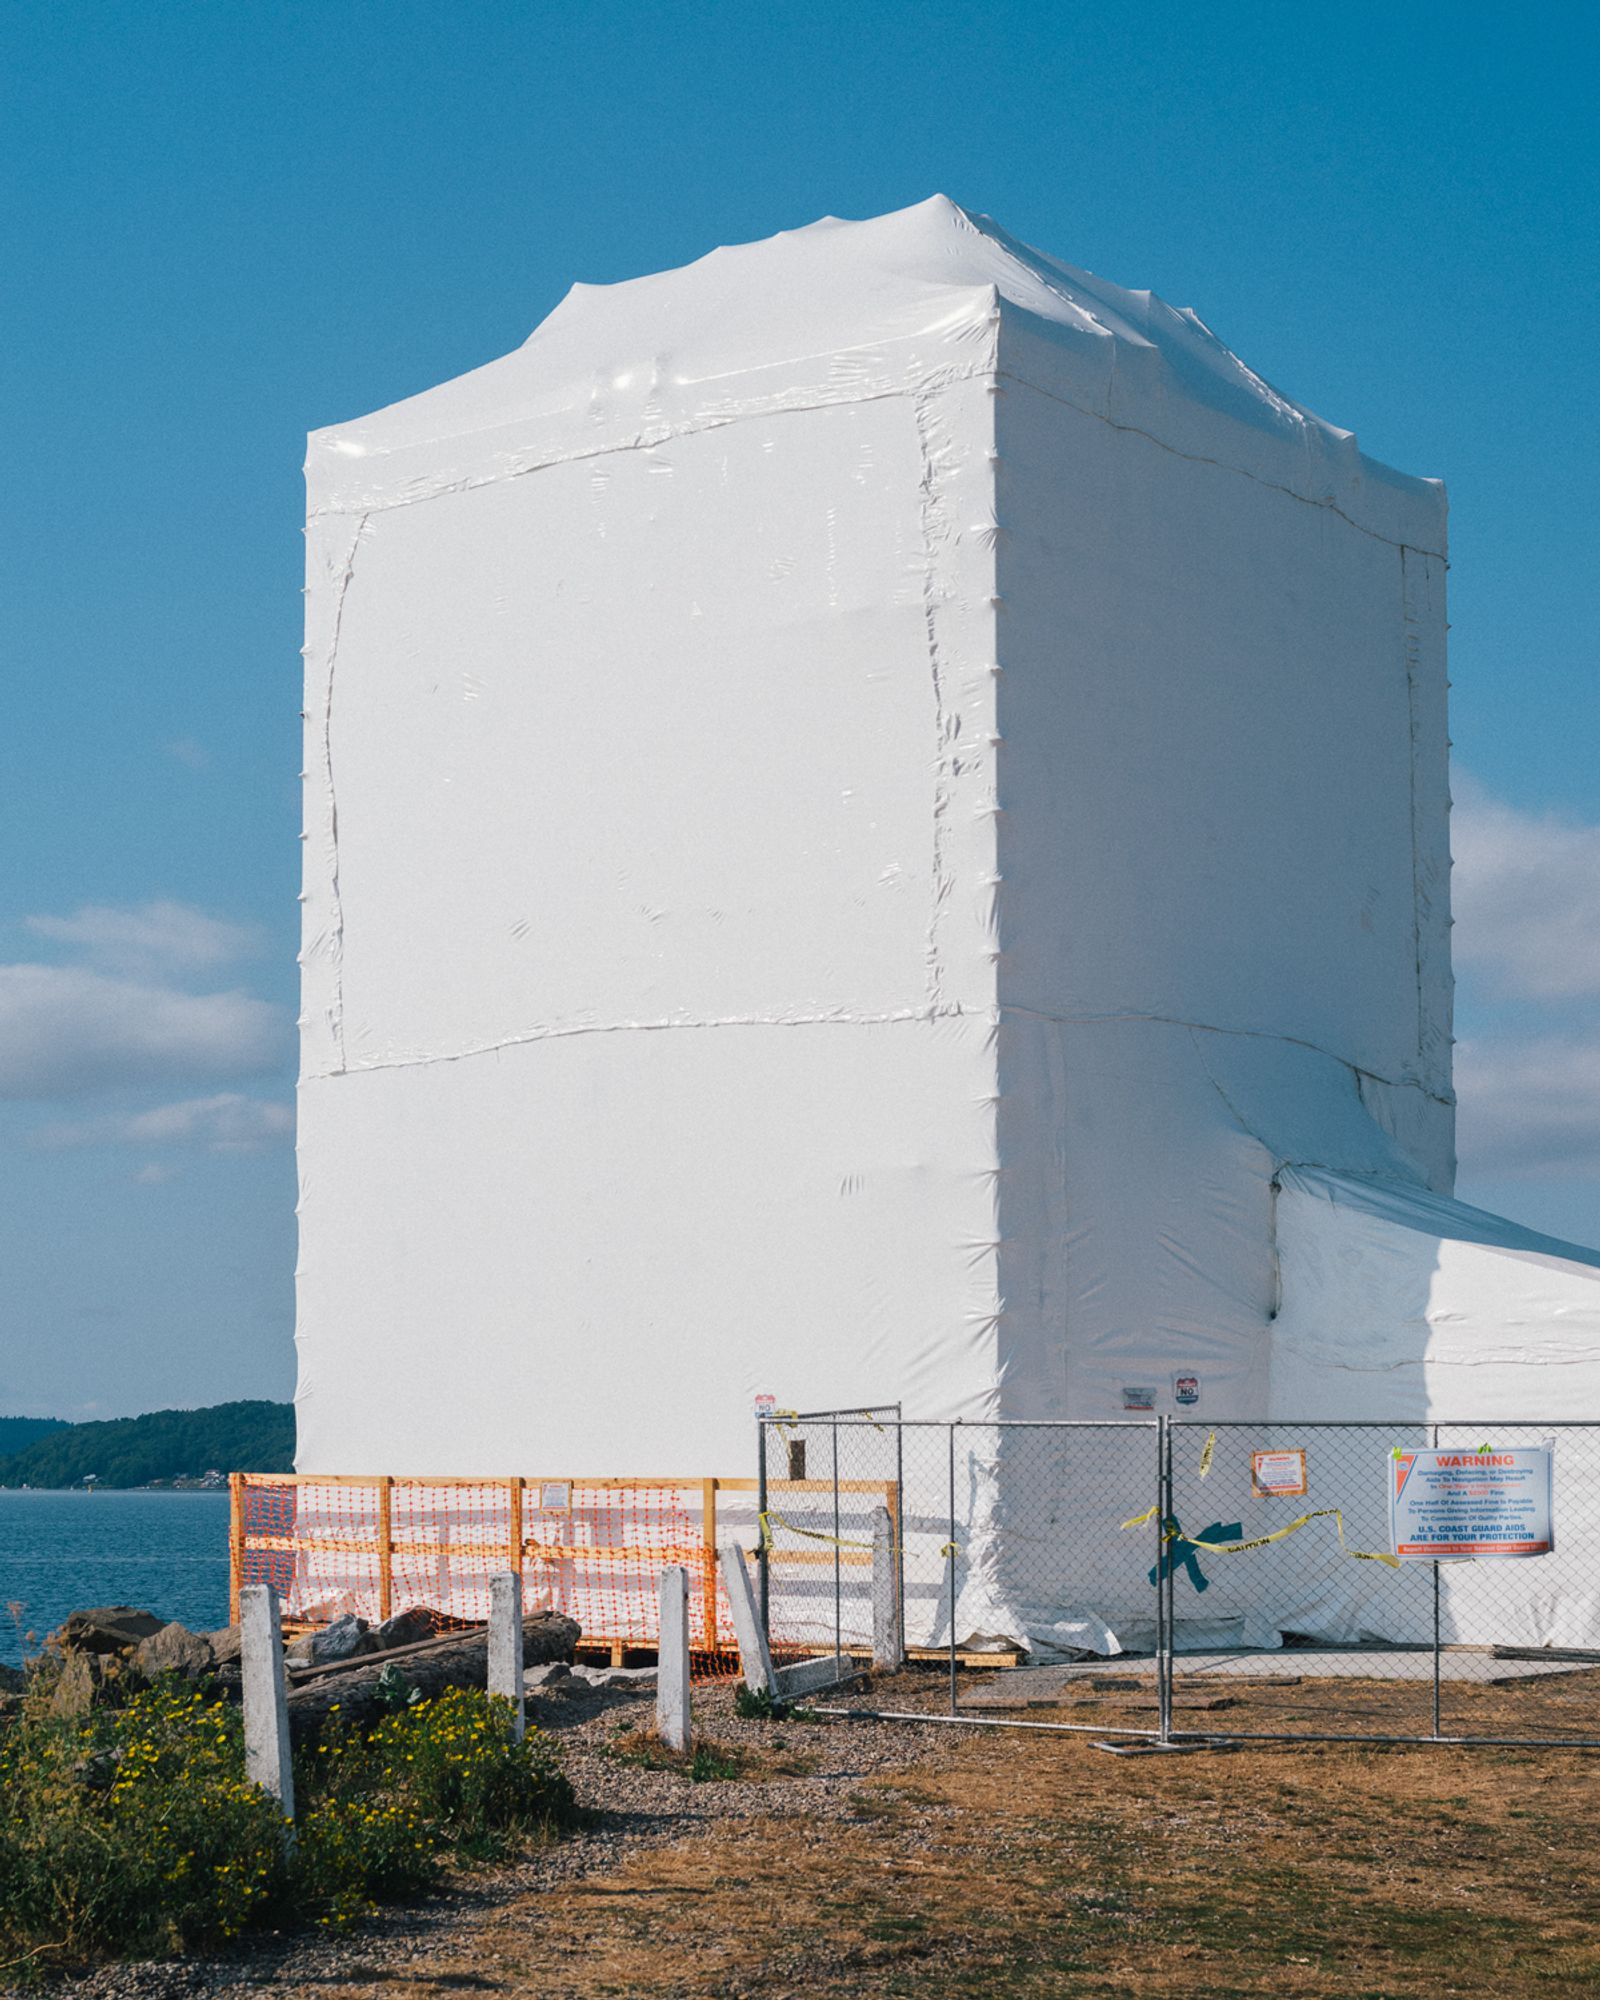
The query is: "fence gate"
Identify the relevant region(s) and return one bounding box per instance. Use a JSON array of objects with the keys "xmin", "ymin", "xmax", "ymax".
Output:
[
  {"xmin": 1164, "ymin": 1421, "xmax": 1600, "ymax": 1748},
  {"xmin": 758, "ymin": 1411, "xmax": 1600, "ymax": 1751},
  {"xmin": 758, "ymin": 1410, "xmax": 1169, "ymax": 1737}
]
